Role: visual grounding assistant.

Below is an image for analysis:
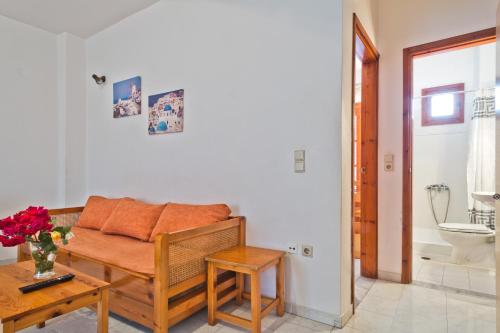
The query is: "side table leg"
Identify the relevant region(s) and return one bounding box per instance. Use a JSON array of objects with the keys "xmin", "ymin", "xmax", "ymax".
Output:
[
  {"xmin": 235, "ymin": 272, "xmax": 244, "ymax": 305},
  {"xmin": 3, "ymin": 321, "xmax": 14, "ymax": 333},
  {"xmin": 250, "ymin": 271, "xmax": 261, "ymax": 333},
  {"xmin": 207, "ymin": 262, "xmax": 218, "ymax": 326},
  {"xmin": 276, "ymin": 256, "xmax": 285, "ymax": 316},
  {"xmin": 97, "ymin": 289, "xmax": 109, "ymax": 333}
]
